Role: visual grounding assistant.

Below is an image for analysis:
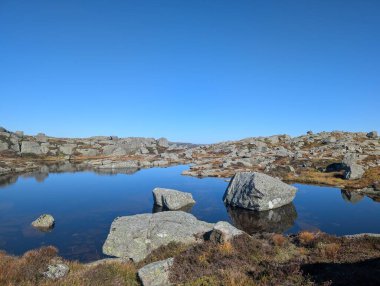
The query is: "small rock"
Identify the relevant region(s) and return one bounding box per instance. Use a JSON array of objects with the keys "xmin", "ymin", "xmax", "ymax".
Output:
[
  {"xmin": 32, "ymin": 214, "xmax": 55, "ymax": 229},
  {"xmin": 43, "ymin": 263, "xmax": 69, "ymax": 280},
  {"xmin": 138, "ymin": 258, "xmax": 174, "ymax": 286},
  {"xmin": 209, "ymin": 221, "xmax": 244, "ymax": 243},
  {"xmin": 153, "ymin": 188, "xmax": 195, "ymax": 210}
]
